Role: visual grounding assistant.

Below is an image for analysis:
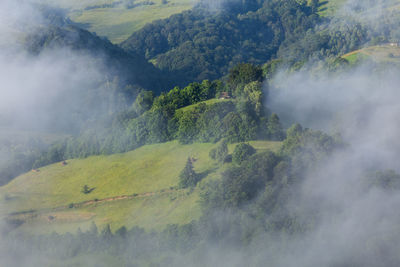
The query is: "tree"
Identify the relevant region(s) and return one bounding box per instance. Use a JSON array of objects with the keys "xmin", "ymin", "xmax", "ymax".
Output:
[
  {"xmin": 228, "ymin": 63, "xmax": 264, "ymax": 95},
  {"xmin": 88, "ymin": 222, "xmax": 98, "ymax": 237},
  {"xmin": 209, "ymin": 139, "xmax": 228, "ymax": 163},
  {"xmin": 177, "ymin": 111, "xmax": 199, "ymax": 144},
  {"xmin": 222, "ymin": 112, "xmax": 243, "ymax": 143},
  {"xmin": 232, "ymin": 143, "xmax": 256, "ymax": 165},
  {"xmin": 179, "ymin": 158, "xmax": 199, "ymax": 188},
  {"xmin": 101, "ymin": 224, "xmax": 113, "ymax": 241},
  {"xmin": 267, "ymin": 113, "xmax": 285, "ymax": 141},
  {"xmin": 132, "ymin": 90, "xmax": 154, "ymax": 115},
  {"xmin": 243, "ymin": 81, "xmax": 263, "ymax": 116},
  {"xmin": 115, "ymin": 226, "xmax": 127, "ymax": 238},
  {"xmin": 82, "ymin": 185, "xmax": 90, "ymax": 194}
]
